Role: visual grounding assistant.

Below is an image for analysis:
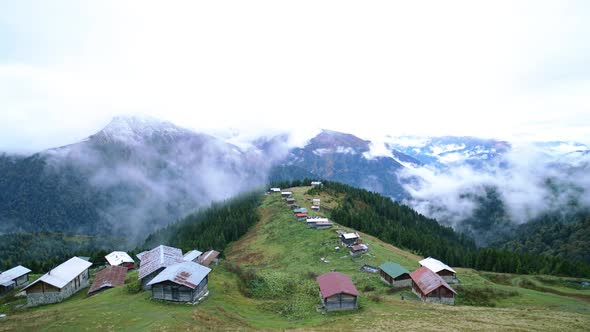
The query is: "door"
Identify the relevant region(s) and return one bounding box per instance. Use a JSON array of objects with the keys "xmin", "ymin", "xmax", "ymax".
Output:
[{"xmin": 172, "ymin": 287, "xmax": 180, "ymax": 301}]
